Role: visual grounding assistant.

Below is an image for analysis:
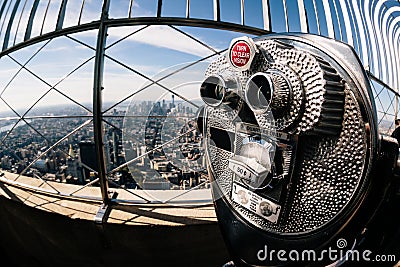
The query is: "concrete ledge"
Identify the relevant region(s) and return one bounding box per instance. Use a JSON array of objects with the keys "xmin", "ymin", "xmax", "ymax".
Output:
[
  {"xmin": 0, "ymin": 196, "xmax": 229, "ymax": 267},
  {"xmin": 0, "ymin": 172, "xmax": 229, "ymax": 266},
  {"xmin": 0, "ymin": 171, "xmax": 217, "ymax": 225}
]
